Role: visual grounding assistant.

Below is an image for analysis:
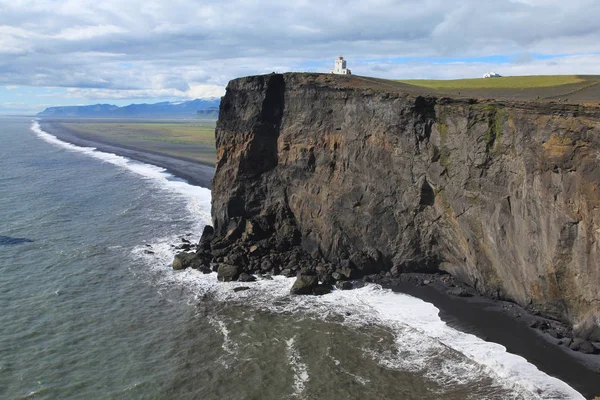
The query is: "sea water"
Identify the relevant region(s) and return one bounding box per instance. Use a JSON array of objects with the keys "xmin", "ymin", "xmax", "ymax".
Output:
[{"xmin": 0, "ymin": 117, "xmax": 585, "ymax": 399}]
